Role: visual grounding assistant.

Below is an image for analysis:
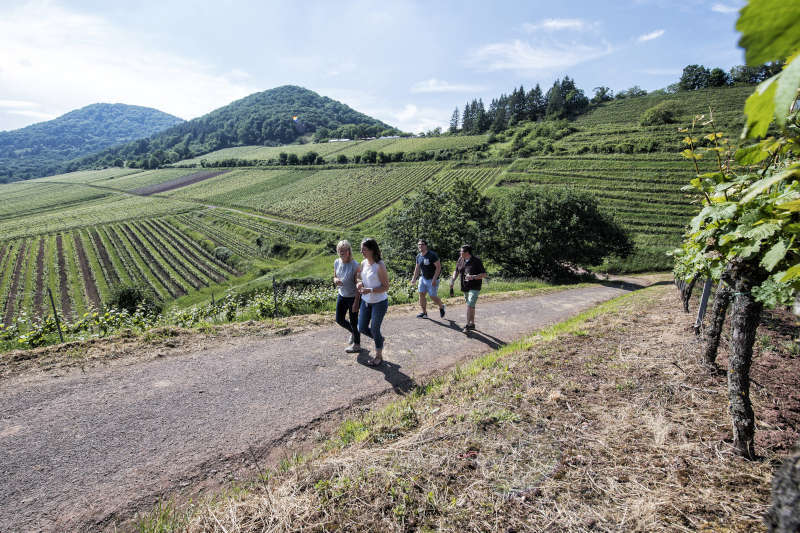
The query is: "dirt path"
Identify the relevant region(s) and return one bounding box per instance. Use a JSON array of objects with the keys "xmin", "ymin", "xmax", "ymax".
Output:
[{"xmin": 0, "ymin": 282, "xmax": 651, "ymax": 532}]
